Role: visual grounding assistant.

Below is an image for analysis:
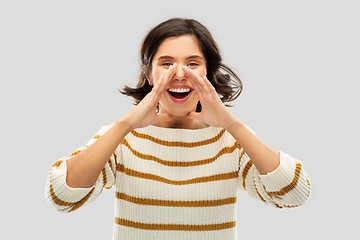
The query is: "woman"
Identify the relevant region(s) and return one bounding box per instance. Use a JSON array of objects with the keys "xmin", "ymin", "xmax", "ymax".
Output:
[{"xmin": 45, "ymin": 18, "xmax": 311, "ymax": 239}]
